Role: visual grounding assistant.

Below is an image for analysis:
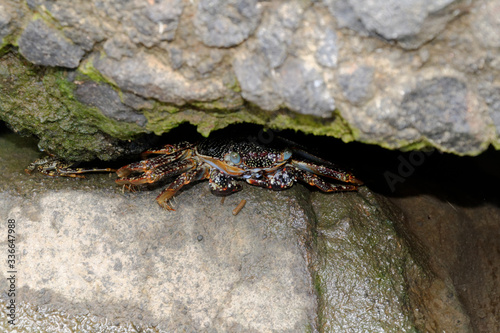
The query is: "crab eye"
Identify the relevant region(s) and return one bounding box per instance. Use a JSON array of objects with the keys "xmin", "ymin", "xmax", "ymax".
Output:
[
  {"xmin": 283, "ymin": 149, "xmax": 292, "ymax": 161},
  {"xmin": 229, "ymin": 151, "xmax": 241, "ymax": 164}
]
